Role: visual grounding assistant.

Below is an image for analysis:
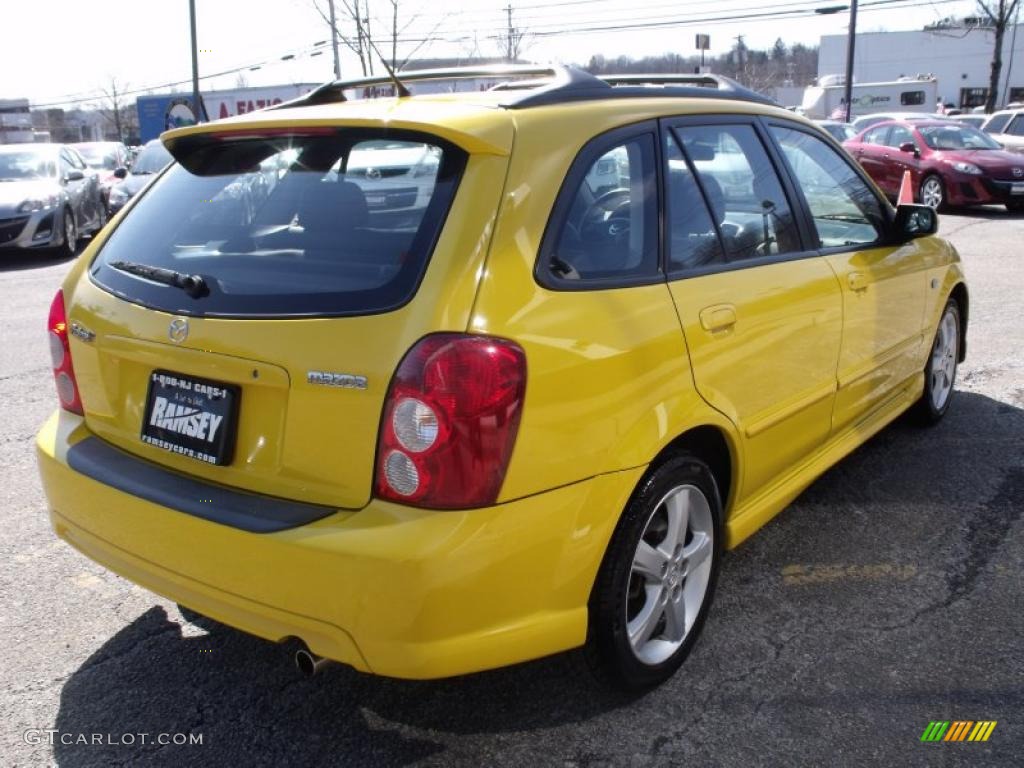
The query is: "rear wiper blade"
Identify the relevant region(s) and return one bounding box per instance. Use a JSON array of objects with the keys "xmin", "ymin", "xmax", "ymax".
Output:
[{"xmin": 109, "ymin": 260, "xmax": 209, "ymax": 298}]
